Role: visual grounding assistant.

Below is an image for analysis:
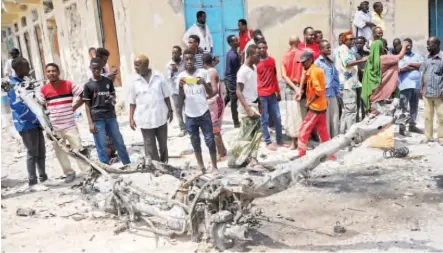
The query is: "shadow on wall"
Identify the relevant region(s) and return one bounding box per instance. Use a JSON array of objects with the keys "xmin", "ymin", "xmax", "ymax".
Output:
[{"xmin": 247, "ymin": 5, "xmax": 317, "ymax": 31}]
